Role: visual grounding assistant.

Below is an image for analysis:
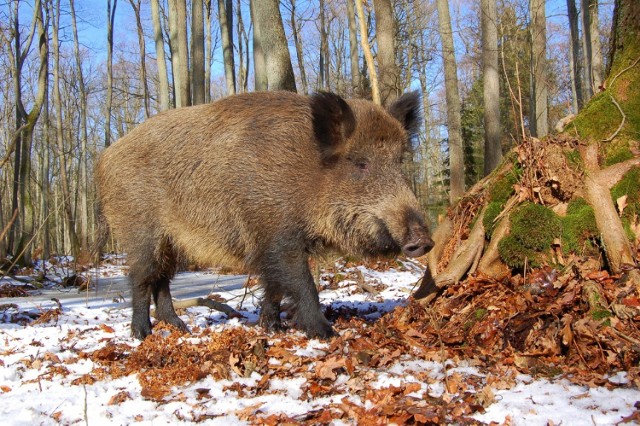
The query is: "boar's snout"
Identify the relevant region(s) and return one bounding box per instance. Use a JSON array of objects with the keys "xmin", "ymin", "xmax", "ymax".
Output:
[
  {"xmin": 402, "ymin": 227, "xmax": 434, "ymax": 258},
  {"xmin": 399, "ymin": 210, "xmax": 434, "ymax": 258}
]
